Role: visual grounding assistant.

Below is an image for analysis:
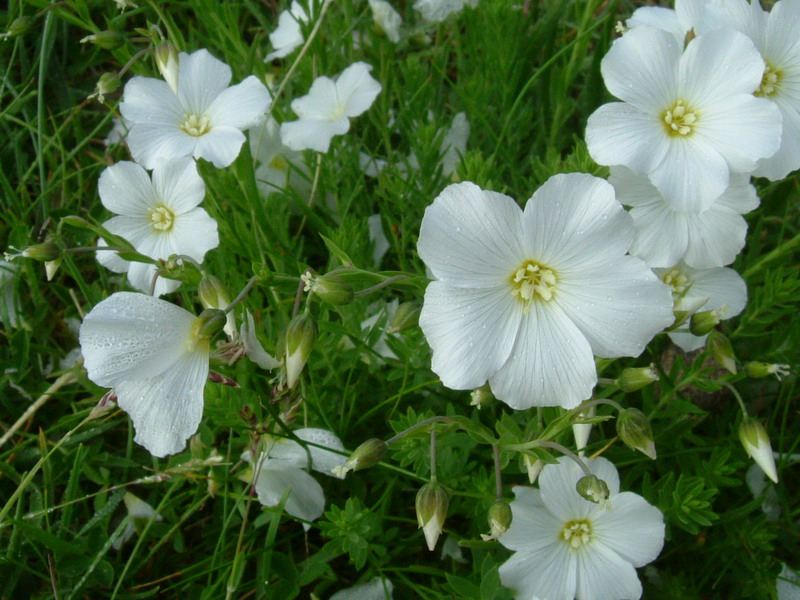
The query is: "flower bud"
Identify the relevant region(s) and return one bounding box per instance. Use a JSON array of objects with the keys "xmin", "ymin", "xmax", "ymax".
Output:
[
  {"xmin": 284, "ymin": 313, "xmax": 317, "ymax": 388},
  {"xmin": 386, "ymin": 301, "xmax": 421, "ymax": 334},
  {"xmin": 671, "ymin": 295, "xmax": 708, "ymax": 329},
  {"xmin": 2, "ymin": 16, "xmax": 33, "ymax": 39},
  {"xmin": 739, "ymin": 418, "xmax": 778, "ymax": 484},
  {"xmin": 90, "ymin": 72, "xmax": 121, "ymax": 102},
  {"xmin": 155, "ymin": 42, "xmax": 179, "ymax": 94},
  {"xmin": 45, "ymin": 257, "xmax": 63, "ymax": 281},
  {"xmin": 21, "ymin": 242, "xmax": 60, "ymax": 262},
  {"xmin": 690, "ymin": 309, "xmax": 720, "ymax": 336},
  {"xmin": 617, "ymin": 365, "xmax": 659, "ymax": 393},
  {"xmin": 744, "ymin": 362, "xmax": 790, "ymax": 381},
  {"xmin": 469, "ymin": 384, "xmax": 494, "ymax": 409},
  {"xmin": 198, "ymin": 274, "xmax": 236, "ymax": 338},
  {"xmin": 480, "ymin": 499, "xmax": 512, "ymax": 541},
  {"xmin": 706, "ymin": 330, "xmax": 736, "ymax": 374},
  {"xmin": 80, "ymin": 30, "xmax": 126, "ymax": 50},
  {"xmin": 576, "ymin": 474, "xmax": 610, "ymax": 508},
  {"xmin": 301, "ymin": 271, "xmax": 354, "ymax": 306},
  {"xmin": 331, "ymin": 438, "xmax": 387, "ymax": 478},
  {"xmin": 192, "ymin": 308, "xmax": 227, "ymax": 341},
  {"xmin": 416, "ymin": 481, "xmax": 449, "ymax": 551},
  {"xmin": 616, "ymin": 408, "xmax": 657, "ymax": 459},
  {"xmin": 572, "ymin": 407, "xmax": 594, "ymax": 452},
  {"xmin": 523, "ymin": 454, "xmax": 544, "ymax": 484}
]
